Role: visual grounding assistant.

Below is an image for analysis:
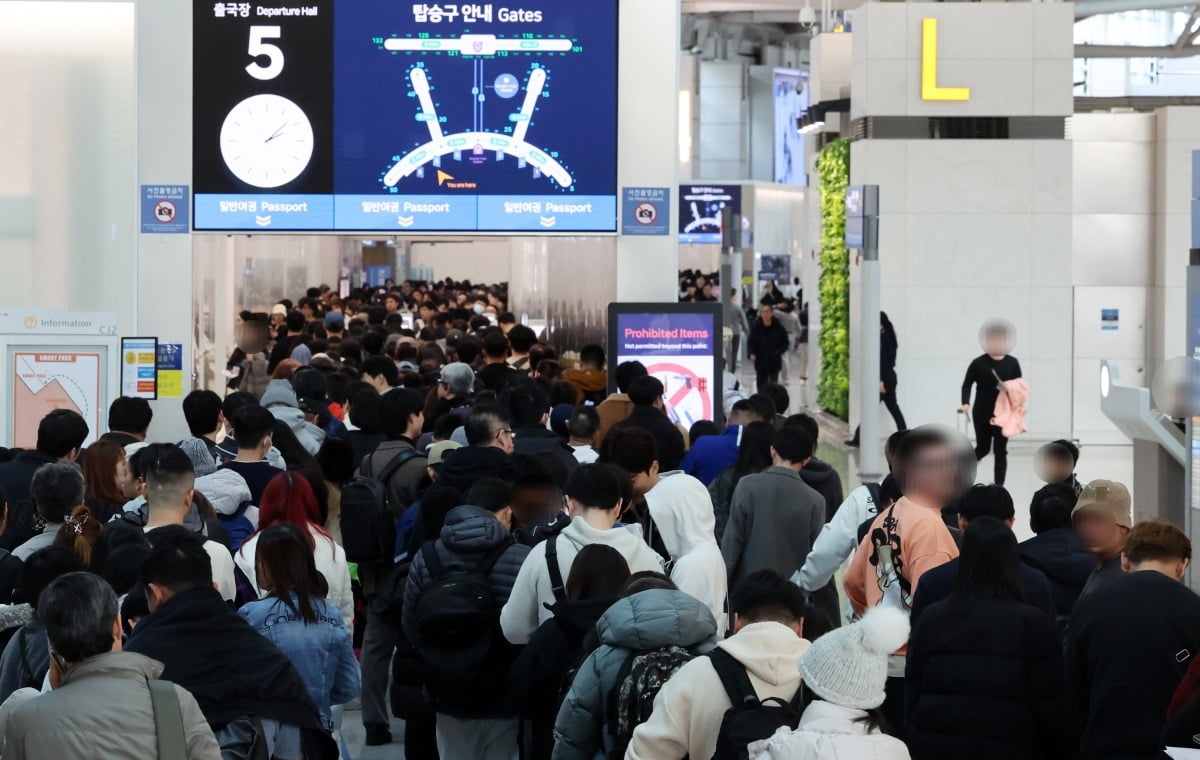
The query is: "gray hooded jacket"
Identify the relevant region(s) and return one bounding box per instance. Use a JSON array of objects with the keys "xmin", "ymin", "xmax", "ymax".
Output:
[
  {"xmin": 552, "ymin": 588, "xmax": 719, "ymax": 760},
  {"xmin": 402, "ymin": 505, "xmax": 531, "ymax": 644}
]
